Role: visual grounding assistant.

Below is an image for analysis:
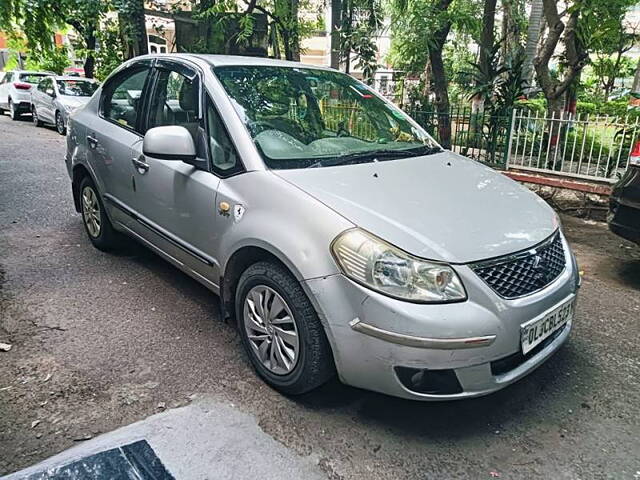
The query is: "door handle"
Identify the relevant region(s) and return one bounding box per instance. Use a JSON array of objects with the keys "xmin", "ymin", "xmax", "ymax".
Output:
[
  {"xmin": 131, "ymin": 157, "xmax": 150, "ymax": 173},
  {"xmin": 86, "ymin": 135, "xmax": 98, "ymax": 149}
]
